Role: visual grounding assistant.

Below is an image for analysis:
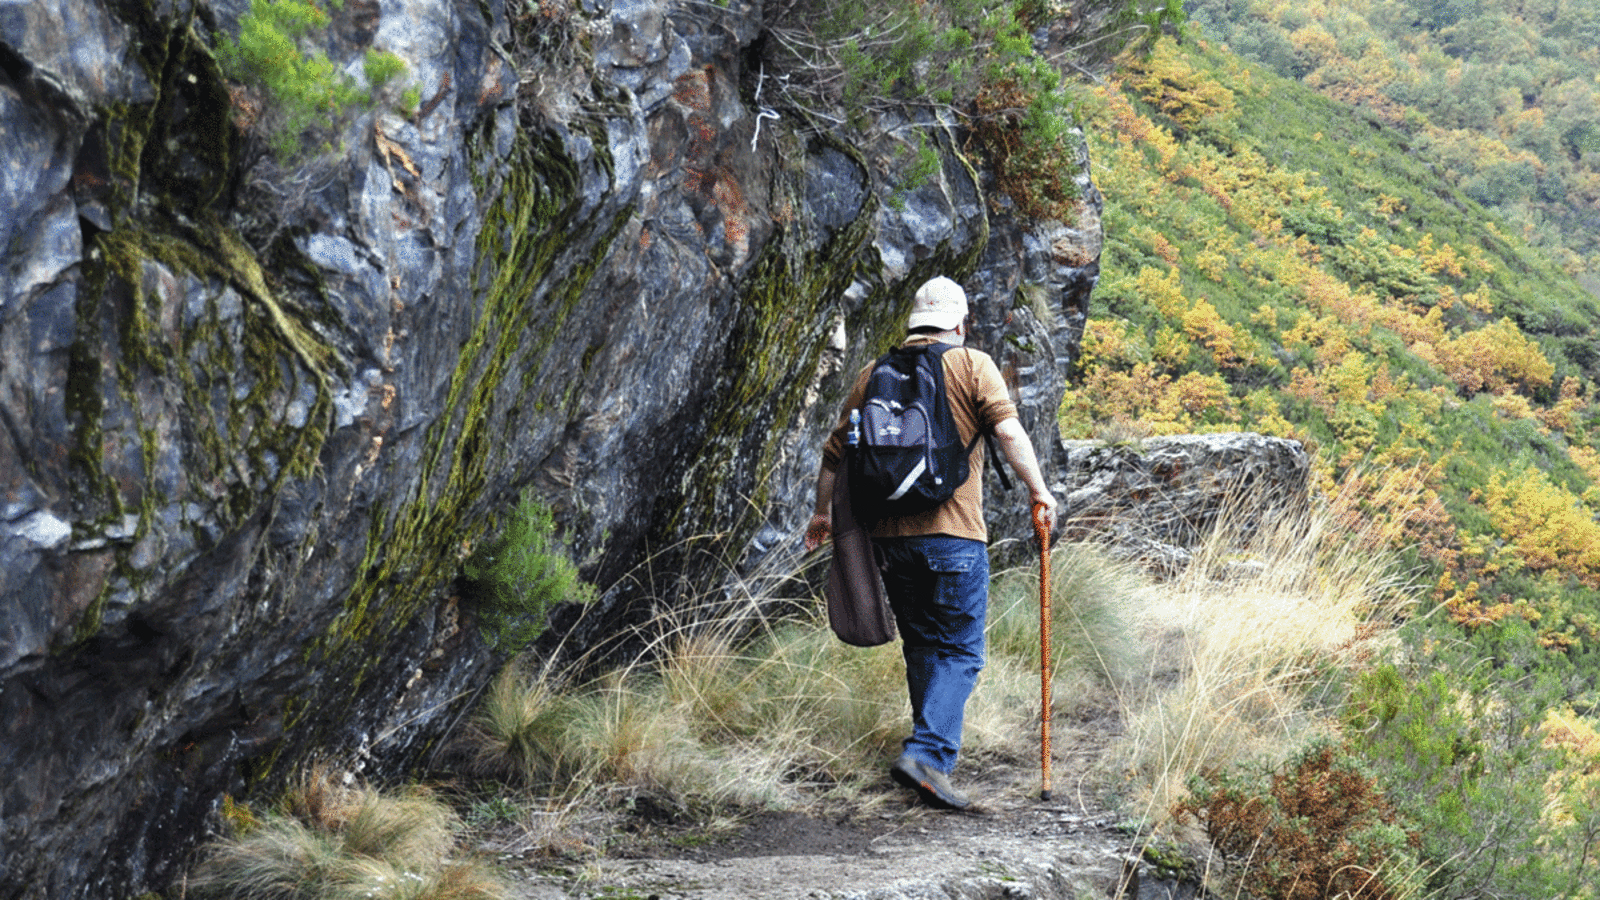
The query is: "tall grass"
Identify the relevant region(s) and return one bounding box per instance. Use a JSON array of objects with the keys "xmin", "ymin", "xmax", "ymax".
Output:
[
  {"xmin": 989, "ymin": 541, "xmax": 1157, "ymax": 703},
  {"xmin": 459, "ymin": 476, "xmax": 1414, "ymax": 878},
  {"xmin": 194, "ymin": 473, "xmax": 1417, "ymax": 888},
  {"xmin": 460, "ymin": 530, "xmax": 1159, "ymax": 844},
  {"xmin": 464, "ymin": 596, "xmax": 908, "ymax": 816},
  {"xmin": 1106, "ymin": 476, "xmax": 1418, "ymax": 828}
]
